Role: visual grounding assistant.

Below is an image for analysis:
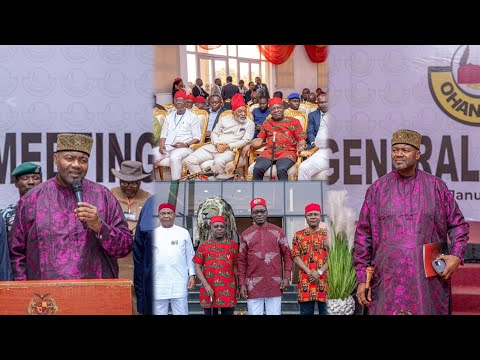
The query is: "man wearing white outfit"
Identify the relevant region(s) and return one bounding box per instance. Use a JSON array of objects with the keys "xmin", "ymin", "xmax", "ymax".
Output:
[
  {"xmin": 152, "ymin": 91, "xmax": 201, "ymax": 180},
  {"xmin": 152, "ymin": 202, "xmax": 196, "ymax": 315},
  {"xmin": 183, "ymin": 93, "xmax": 254, "ymax": 175},
  {"xmin": 297, "ymin": 95, "xmax": 329, "ymax": 180}
]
